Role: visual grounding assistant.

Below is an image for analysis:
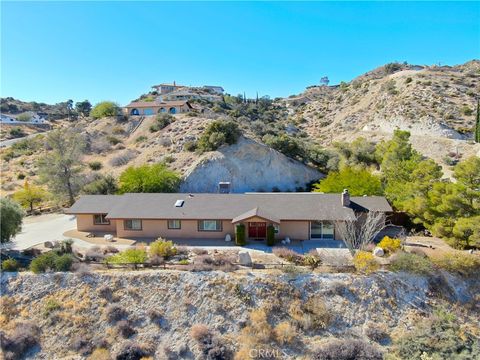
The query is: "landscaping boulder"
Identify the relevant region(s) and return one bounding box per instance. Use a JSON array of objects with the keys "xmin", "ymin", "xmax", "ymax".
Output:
[
  {"xmin": 238, "ymin": 251, "xmax": 252, "ymax": 266},
  {"xmin": 373, "ymin": 247, "xmax": 384, "ymax": 257}
]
